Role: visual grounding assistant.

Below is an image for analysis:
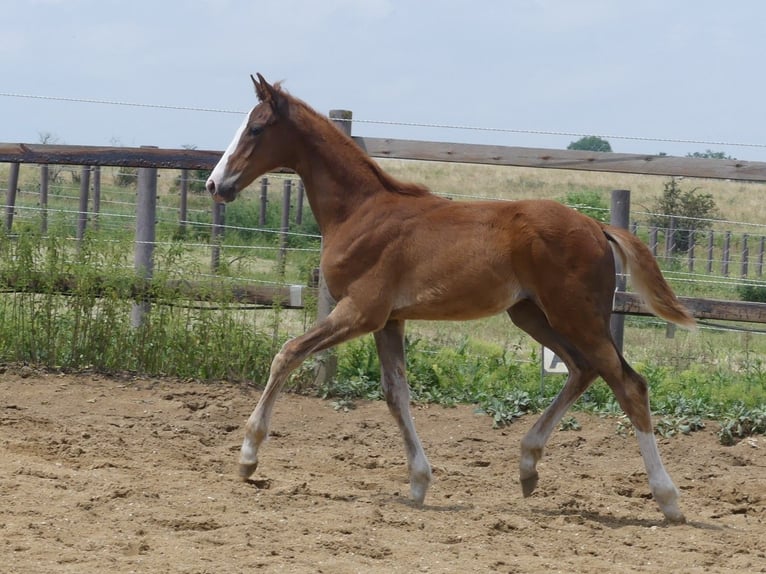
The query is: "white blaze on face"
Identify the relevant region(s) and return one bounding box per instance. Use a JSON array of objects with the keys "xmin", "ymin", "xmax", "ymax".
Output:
[{"xmin": 206, "ymin": 109, "xmax": 253, "ymax": 193}]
